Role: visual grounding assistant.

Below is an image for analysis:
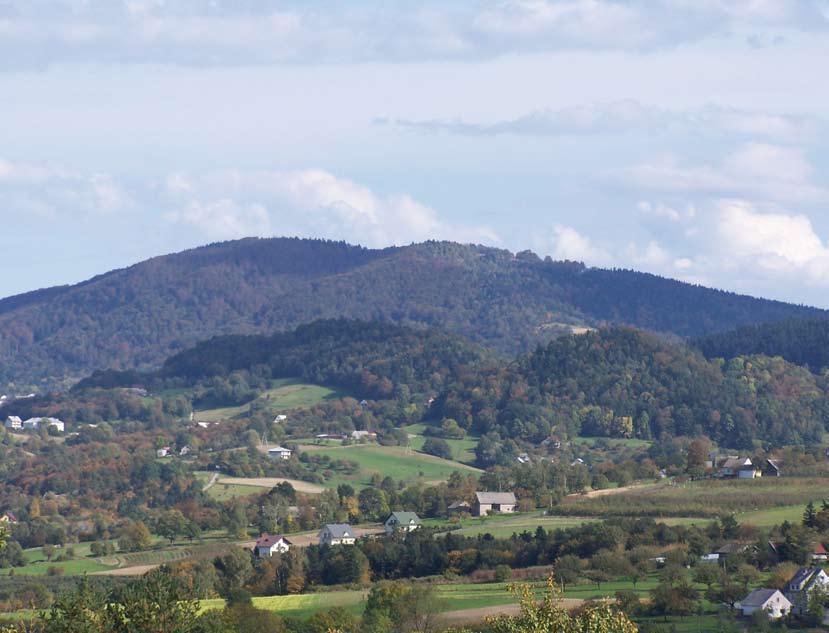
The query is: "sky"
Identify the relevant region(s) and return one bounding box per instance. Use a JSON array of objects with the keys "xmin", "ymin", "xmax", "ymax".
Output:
[{"xmin": 2, "ymin": 1, "xmax": 829, "ymax": 306}]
